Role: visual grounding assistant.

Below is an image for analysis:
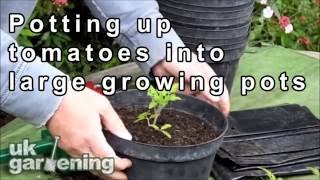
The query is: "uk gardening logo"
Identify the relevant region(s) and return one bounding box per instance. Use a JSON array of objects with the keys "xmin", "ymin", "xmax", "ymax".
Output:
[{"xmin": 7, "ymin": 137, "xmax": 114, "ymax": 174}]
